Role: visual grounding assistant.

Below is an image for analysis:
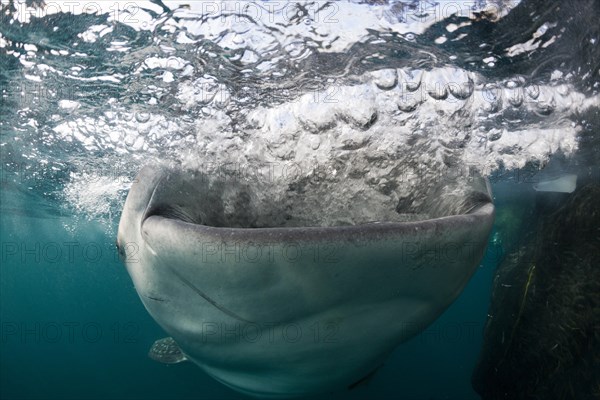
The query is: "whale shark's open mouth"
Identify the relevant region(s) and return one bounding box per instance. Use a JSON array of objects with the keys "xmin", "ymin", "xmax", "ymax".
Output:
[
  {"xmin": 117, "ymin": 163, "xmax": 494, "ymax": 398},
  {"xmin": 134, "ymin": 164, "xmax": 493, "ymax": 229}
]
